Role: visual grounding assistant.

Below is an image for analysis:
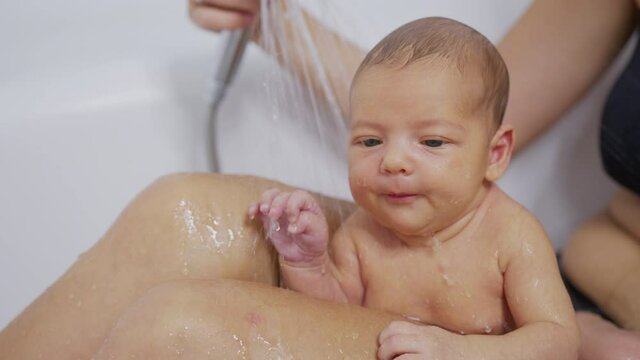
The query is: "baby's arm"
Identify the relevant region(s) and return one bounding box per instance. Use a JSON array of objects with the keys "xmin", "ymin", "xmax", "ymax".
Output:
[
  {"xmin": 378, "ymin": 216, "xmax": 580, "ymax": 360},
  {"xmin": 248, "ymin": 189, "xmax": 363, "ymax": 304},
  {"xmin": 465, "ymin": 219, "xmax": 580, "ymax": 359}
]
